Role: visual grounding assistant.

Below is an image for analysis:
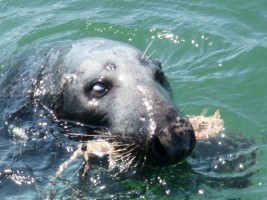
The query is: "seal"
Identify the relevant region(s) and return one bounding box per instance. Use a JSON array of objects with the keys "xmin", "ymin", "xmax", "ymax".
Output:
[
  {"xmin": 2, "ymin": 38, "xmax": 196, "ymax": 167},
  {"xmin": 39, "ymin": 38, "xmax": 196, "ymax": 167}
]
